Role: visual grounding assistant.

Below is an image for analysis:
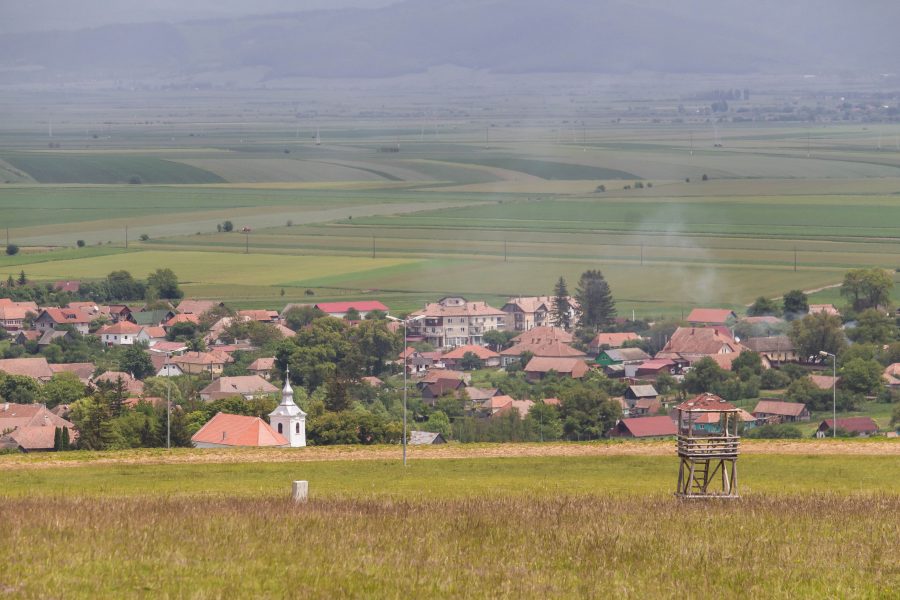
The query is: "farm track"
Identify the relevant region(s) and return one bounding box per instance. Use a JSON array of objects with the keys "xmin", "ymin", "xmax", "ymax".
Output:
[{"xmin": 2, "ymin": 439, "xmax": 897, "ymax": 470}]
